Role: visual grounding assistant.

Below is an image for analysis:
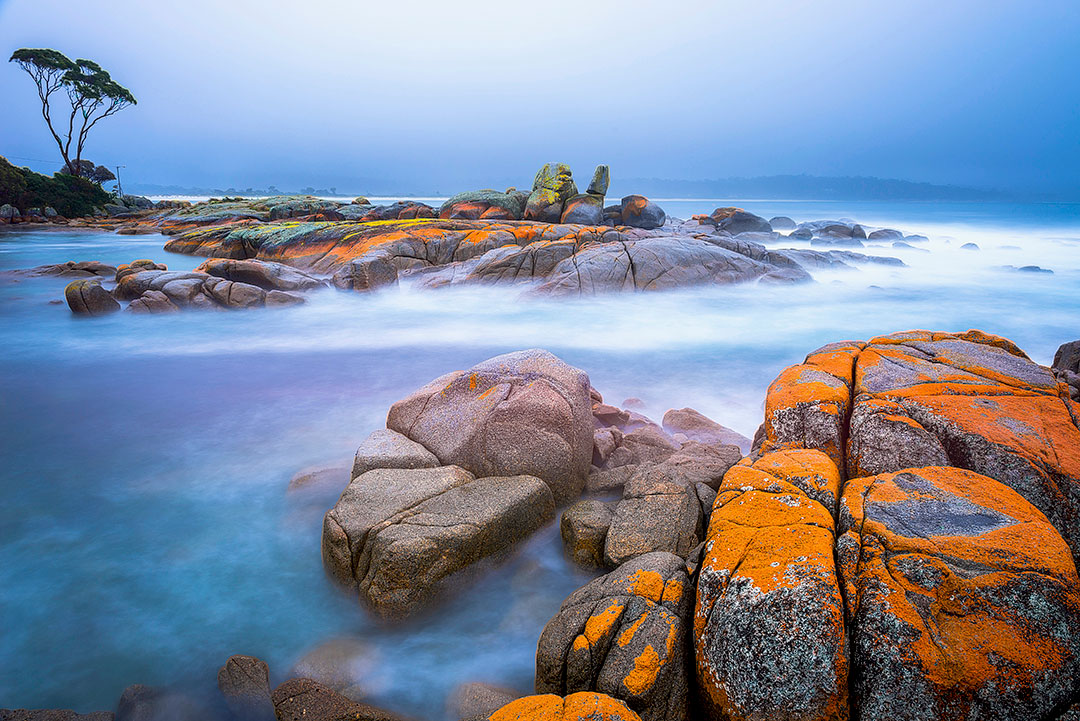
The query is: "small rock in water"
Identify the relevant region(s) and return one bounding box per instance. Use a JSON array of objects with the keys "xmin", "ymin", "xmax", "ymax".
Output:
[
  {"xmin": 217, "ymin": 655, "xmax": 274, "ymax": 721},
  {"xmin": 64, "ymin": 279, "xmax": 120, "ymax": 316}
]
